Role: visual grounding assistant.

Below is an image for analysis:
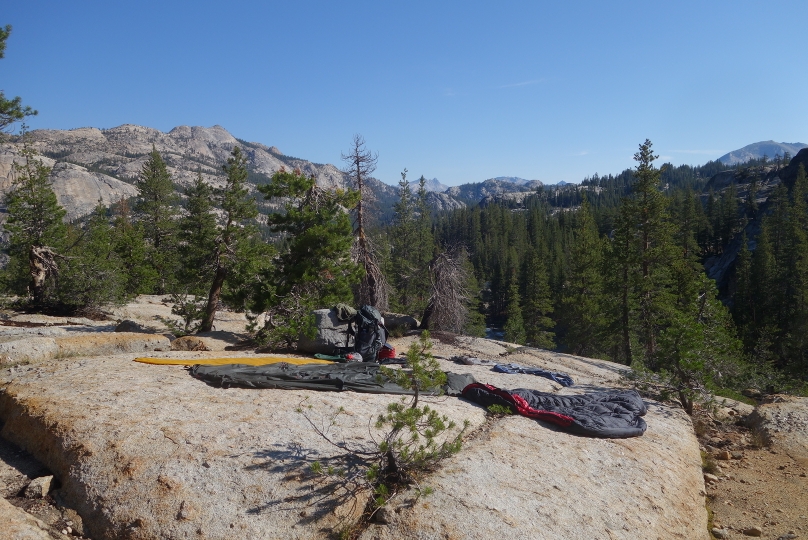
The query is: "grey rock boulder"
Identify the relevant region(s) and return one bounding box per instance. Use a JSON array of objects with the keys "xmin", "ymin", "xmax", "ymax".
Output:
[
  {"xmin": 114, "ymin": 319, "xmax": 153, "ymax": 333},
  {"xmin": 0, "ymin": 337, "xmax": 59, "ymax": 365},
  {"xmin": 56, "ymin": 333, "xmax": 170, "ymax": 358},
  {"xmin": 746, "ymin": 395, "xmax": 808, "ymax": 465},
  {"xmin": 0, "ymin": 352, "xmax": 482, "ymax": 540},
  {"xmin": 170, "ymin": 335, "xmax": 211, "ymax": 351},
  {"xmin": 24, "ymin": 475, "xmax": 54, "ymax": 498},
  {"xmin": 359, "ymin": 398, "xmax": 707, "ymax": 540},
  {"xmin": 381, "ymin": 312, "xmax": 419, "ymax": 333},
  {"xmin": 297, "ymin": 309, "xmax": 350, "ymax": 354}
]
